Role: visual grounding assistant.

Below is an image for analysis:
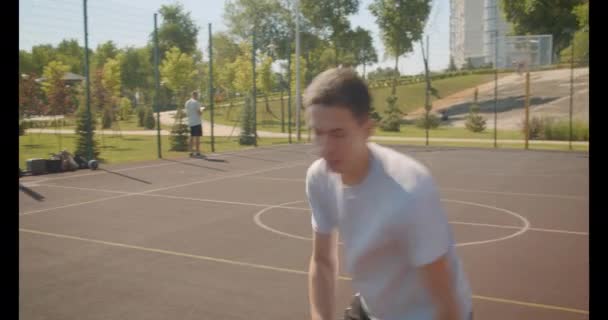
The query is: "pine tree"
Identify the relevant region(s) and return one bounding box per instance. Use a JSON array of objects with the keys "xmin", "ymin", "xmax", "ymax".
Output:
[
  {"xmin": 465, "ymin": 88, "xmax": 487, "ymax": 133},
  {"xmin": 144, "ymin": 107, "xmax": 156, "ymax": 130},
  {"xmin": 380, "ymin": 95, "xmax": 402, "ymax": 132},
  {"xmin": 239, "ymin": 96, "xmax": 256, "ymax": 145},
  {"xmin": 169, "ymin": 106, "xmax": 189, "ymax": 151},
  {"xmin": 74, "ymin": 105, "xmax": 100, "ymax": 159}
]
